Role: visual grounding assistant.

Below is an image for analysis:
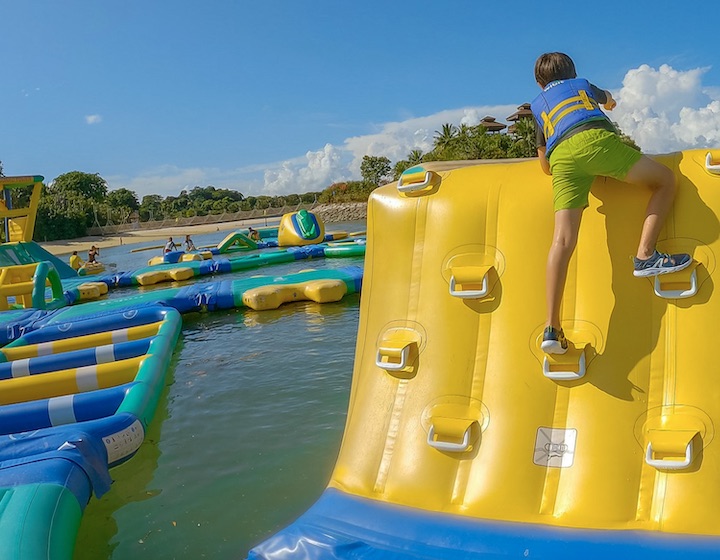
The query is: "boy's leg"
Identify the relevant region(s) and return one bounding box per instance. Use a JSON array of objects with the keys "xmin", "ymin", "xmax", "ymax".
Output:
[
  {"xmin": 546, "ymin": 207, "xmax": 584, "ymax": 330},
  {"xmin": 623, "ymin": 155, "xmax": 676, "ymax": 259},
  {"xmin": 623, "ymin": 155, "xmax": 691, "ymax": 276}
]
